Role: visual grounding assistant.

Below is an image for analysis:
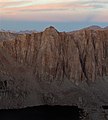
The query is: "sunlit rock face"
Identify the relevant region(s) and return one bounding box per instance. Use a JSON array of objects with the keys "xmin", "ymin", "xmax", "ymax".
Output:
[{"xmin": 0, "ymin": 27, "xmax": 108, "ymax": 116}]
